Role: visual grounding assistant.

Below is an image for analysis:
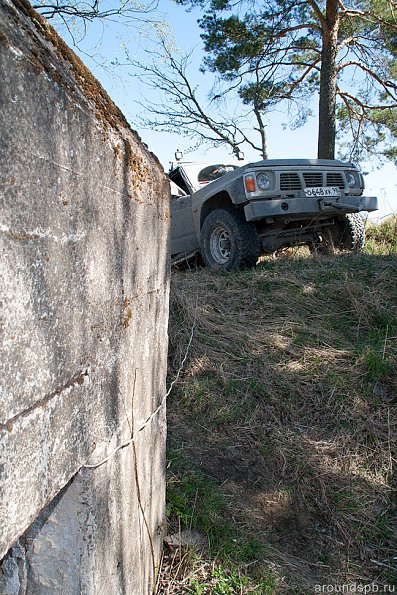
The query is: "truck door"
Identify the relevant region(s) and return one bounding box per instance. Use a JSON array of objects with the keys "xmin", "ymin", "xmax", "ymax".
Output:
[{"xmin": 170, "ymin": 194, "xmax": 198, "ymax": 258}]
